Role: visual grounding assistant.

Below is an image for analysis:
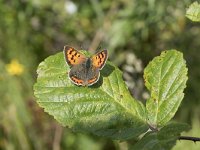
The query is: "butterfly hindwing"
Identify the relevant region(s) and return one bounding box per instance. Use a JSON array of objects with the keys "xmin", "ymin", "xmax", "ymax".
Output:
[
  {"xmin": 63, "ymin": 45, "xmax": 86, "ymax": 67},
  {"xmin": 86, "ymin": 66, "xmax": 100, "ymax": 86},
  {"xmin": 91, "ymin": 49, "xmax": 108, "ymax": 70}
]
